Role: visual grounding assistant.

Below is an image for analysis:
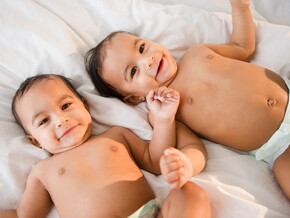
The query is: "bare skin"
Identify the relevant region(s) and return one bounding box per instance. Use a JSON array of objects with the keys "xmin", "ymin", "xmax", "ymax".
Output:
[
  {"xmin": 173, "ymin": 45, "xmax": 288, "ymax": 151},
  {"xmin": 1, "ymin": 128, "xmax": 211, "ymax": 218},
  {"xmin": 19, "ymin": 130, "xmax": 157, "ymax": 218},
  {"xmin": 104, "ymin": 36, "xmax": 287, "ymax": 151},
  {"xmin": 101, "ymin": 0, "xmax": 287, "ymax": 152},
  {"xmin": 96, "ymin": 0, "xmax": 290, "ymax": 199},
  {"xmin": 0, "ymin": 75, "xmax": 211, "ymax": 217}
]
